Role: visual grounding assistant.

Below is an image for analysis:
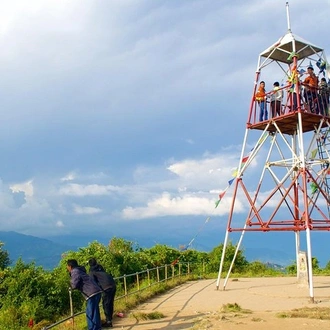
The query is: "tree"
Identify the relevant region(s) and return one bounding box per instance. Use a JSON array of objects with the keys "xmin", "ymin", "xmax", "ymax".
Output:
[
  {"xmin": 107, "ymin": 237, "xmax": 144, "ymax": 276},
  {"xmin": 311, "ymin": 257, "xmax": 320, "ymax": 270},
  {"xmin": 0, "ymin": 242, "xmax": 10, "ymax": 270},
  {"xmin": 324, "ymin": 260, "xmax": 330, "ymax": 271},
  {"xmin": 245, "ymin": 261, "xmax": 269, "ymax": 275},
  {"xmin": 286, "ymin": 256, "xmax": 320, "ymax": 275},
  {"xmin": 0, "ymin": 258, "xmax": 69, "ymax": 327},
  {"xmin": 142, "ymin": 244, "xmax": 180, "ymax": 267},
  {"xmin": 286, "ymin": 262, "xmax": 296, "ymax": 274},
  {"xmin": 208, "ymin": 241, "xmax": 248, "ymax": 273}
]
